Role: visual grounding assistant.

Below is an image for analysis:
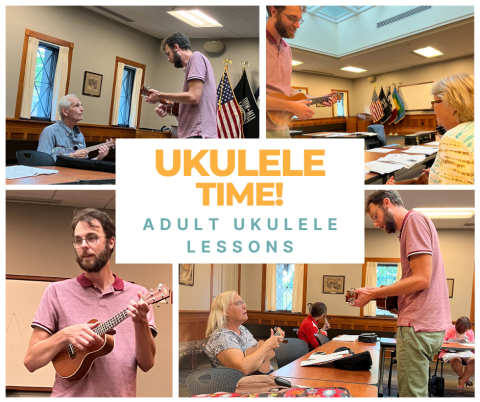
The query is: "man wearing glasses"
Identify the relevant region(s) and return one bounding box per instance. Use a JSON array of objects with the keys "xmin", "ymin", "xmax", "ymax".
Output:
[
  {"xmin": 145, "ymin": 32, "xmax": 217, "ymax": 139},
  {"xmin": 266, "ymin": 6, "xmax": 337, "ymax": 138},
  {"xmin": 24, "ymin": 209, "xmax": 157, "ymax": 397},
  {"xmin": 352, "ymin": 190, "xmax": 451, "ymax": 397}
]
